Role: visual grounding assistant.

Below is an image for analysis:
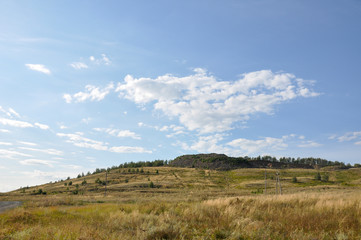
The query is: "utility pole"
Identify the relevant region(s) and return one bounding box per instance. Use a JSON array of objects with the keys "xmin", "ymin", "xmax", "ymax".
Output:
[
  {"xmin": 104, "ymin": 170, "xmax": 108, "ymax": 197},
  {"xmin": 264, "ymin": 168, "xmax": 267, "ymax": 195},
  {"xmin": 275, "ymin": 172, "xmax": 282, "ymax": 195}
]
